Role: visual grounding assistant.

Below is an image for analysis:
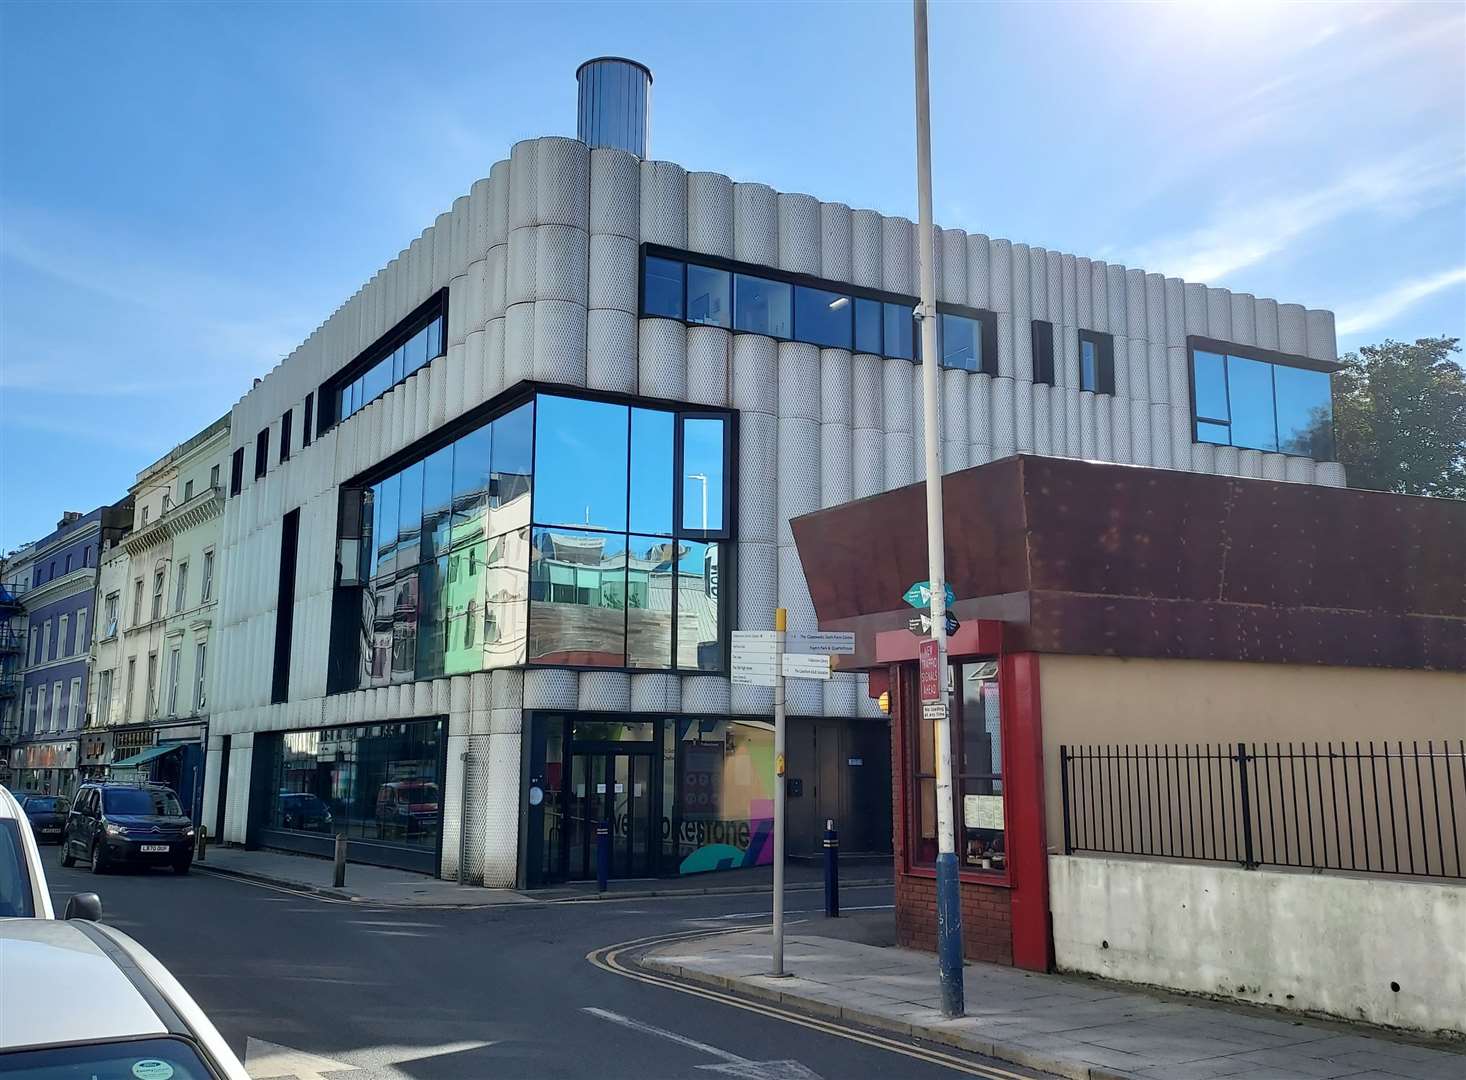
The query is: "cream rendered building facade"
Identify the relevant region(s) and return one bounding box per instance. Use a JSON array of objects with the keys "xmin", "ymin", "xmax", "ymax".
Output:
[
  {"xmin": 88, "ymin": 416, "xmax": 229, "ymax": 817},
  {"xmin": 203, "ymin": 115, "xmax": 1347, "ymax": 887}
]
